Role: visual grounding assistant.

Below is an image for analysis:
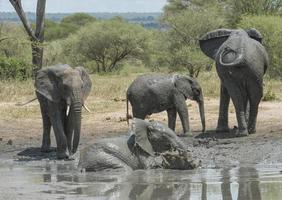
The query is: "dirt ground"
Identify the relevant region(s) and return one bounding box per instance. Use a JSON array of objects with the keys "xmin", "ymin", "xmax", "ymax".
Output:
[{"xmin": 0, "ymin": 98, "xmax": 282, "ymax": 167}]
